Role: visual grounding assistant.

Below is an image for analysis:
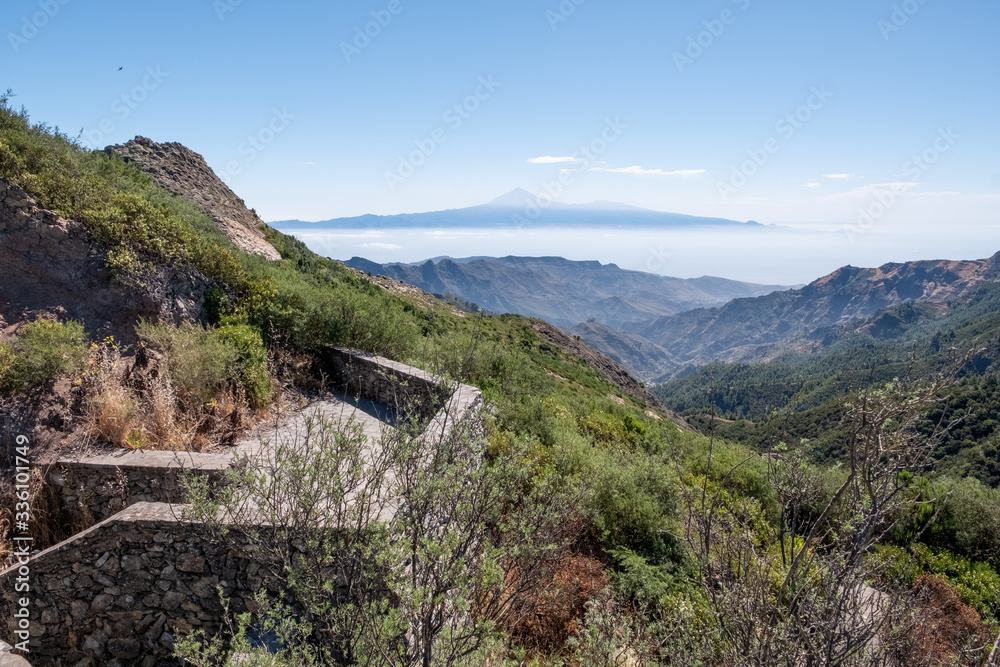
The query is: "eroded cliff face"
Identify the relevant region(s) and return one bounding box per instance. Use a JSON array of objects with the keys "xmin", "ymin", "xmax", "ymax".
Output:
[
  {"xmin": 108, "ymin": 137, "xmax": 281, "ymax": 260},
  {"xmin": 0, "ymin": 179, "xmax": 208, "ymax": 341}
]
